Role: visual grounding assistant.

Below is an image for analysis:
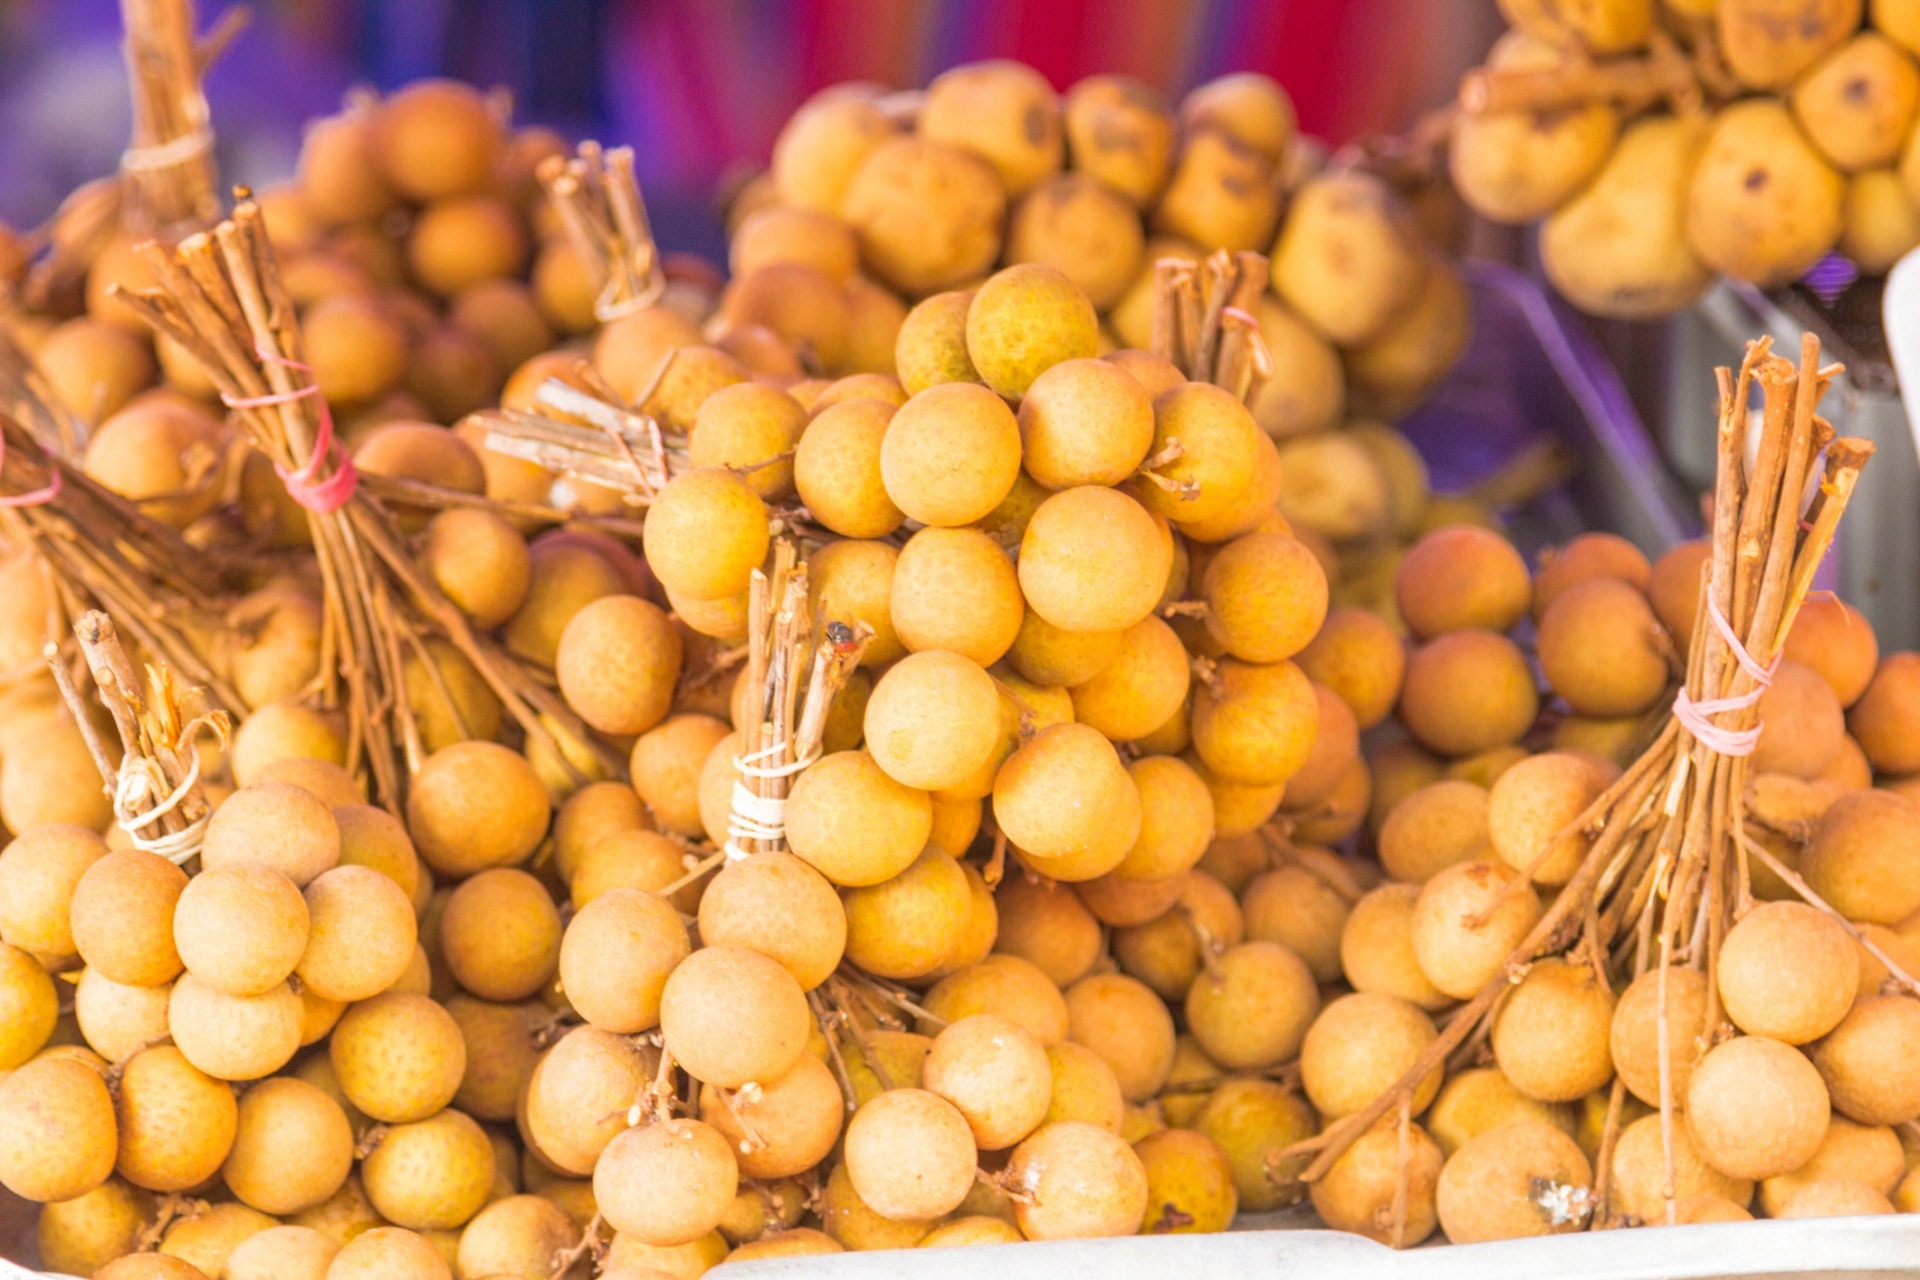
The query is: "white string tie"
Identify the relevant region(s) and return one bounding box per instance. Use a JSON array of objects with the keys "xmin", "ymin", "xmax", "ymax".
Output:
[
  {"xmin": 115, "ymin": 750, "xmax": 208, "ymax": 866},
  {"xmin": 722, "ymin": 741, "xmax": 819, "ymax": 860},
  {"xmin": 122, "ymin": 119, "xmax": 214, "ymax": 174}
]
